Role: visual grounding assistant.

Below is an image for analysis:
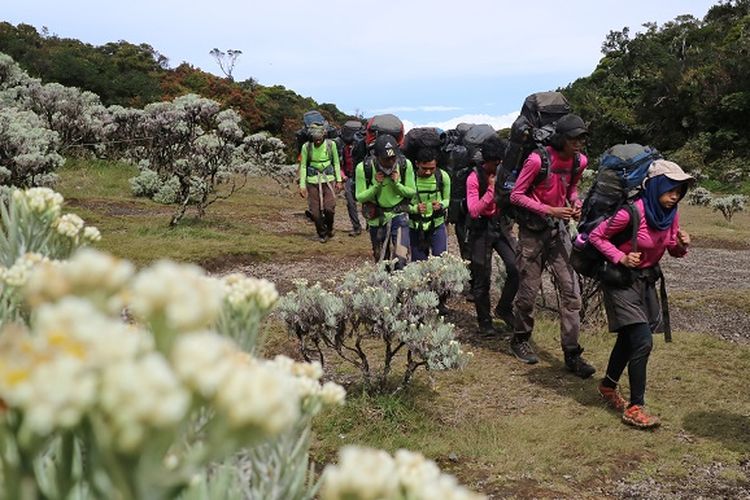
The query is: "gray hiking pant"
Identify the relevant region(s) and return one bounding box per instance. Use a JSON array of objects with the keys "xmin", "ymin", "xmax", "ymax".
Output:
[
  {"xmin": 344, "ymin": 177, "xmax": 362, "ymax": 231},
  {"xmin": 513, "ymin": 222, "xmax": 582, "ymax": 351}
]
